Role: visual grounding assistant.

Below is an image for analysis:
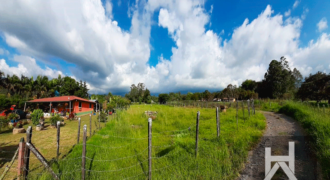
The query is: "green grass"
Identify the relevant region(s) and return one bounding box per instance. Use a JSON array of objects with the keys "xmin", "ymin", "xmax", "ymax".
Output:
[
  {"xmin": 35, "ymin": 104, "xmax": 266, "ymax": 180},
  {"xmin": 278, "ymin": 101, "xmax": 330, "ymax": 178}
]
